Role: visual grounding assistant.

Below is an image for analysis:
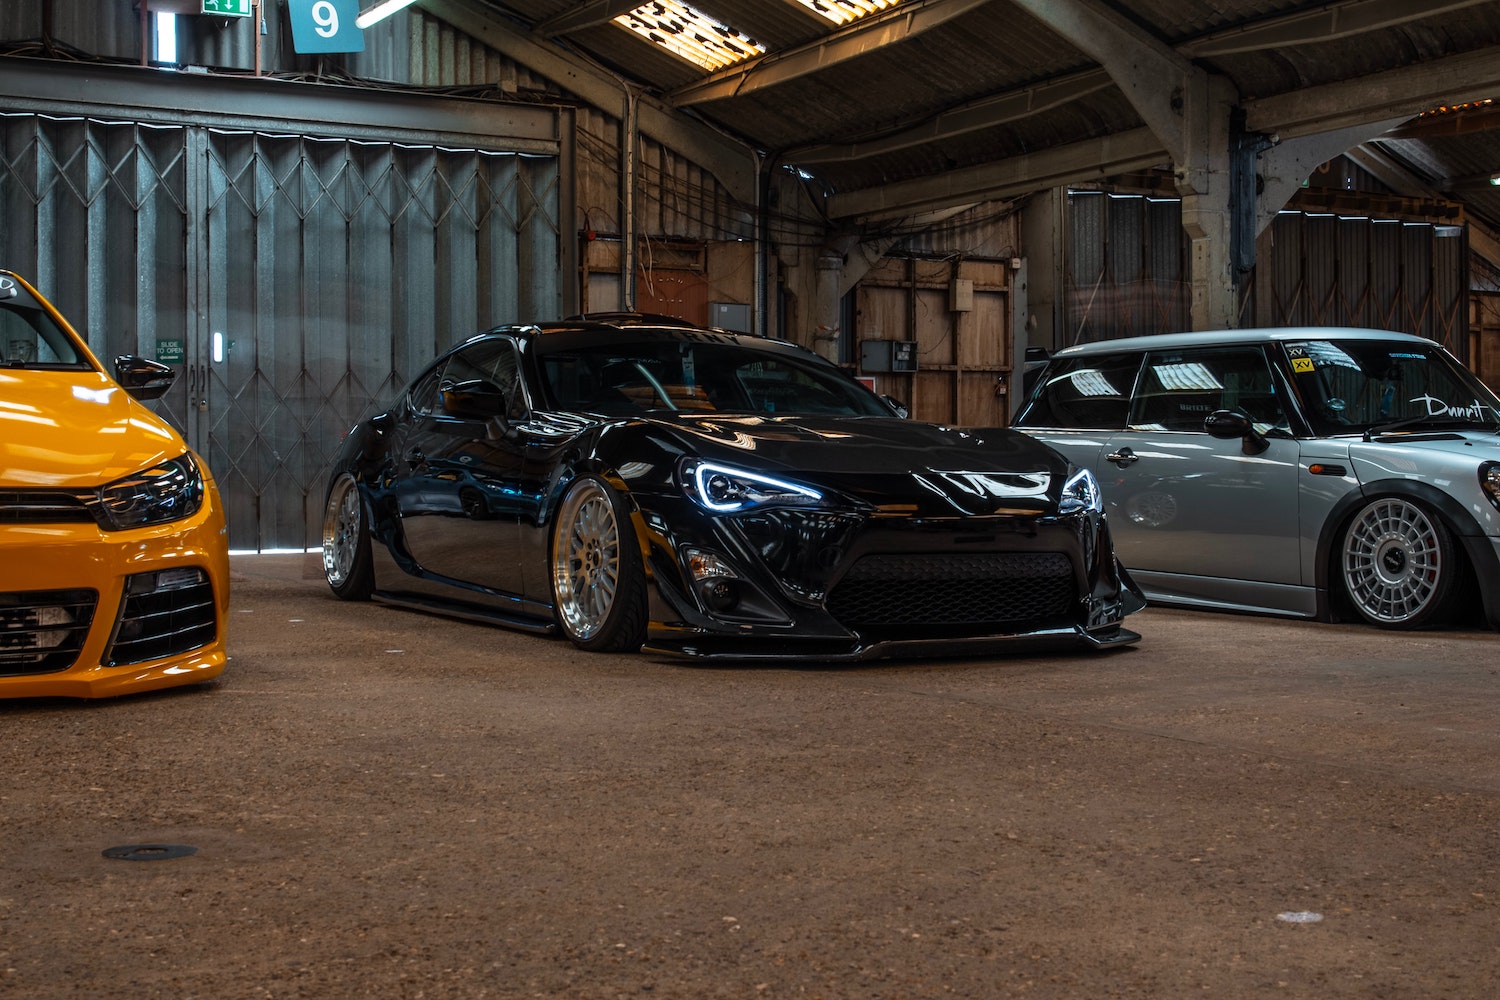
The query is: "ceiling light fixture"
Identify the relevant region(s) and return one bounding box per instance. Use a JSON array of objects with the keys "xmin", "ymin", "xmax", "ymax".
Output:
[{"xmin": 355, "ymin": 0, "xmax": 419, "ymax": 29}]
